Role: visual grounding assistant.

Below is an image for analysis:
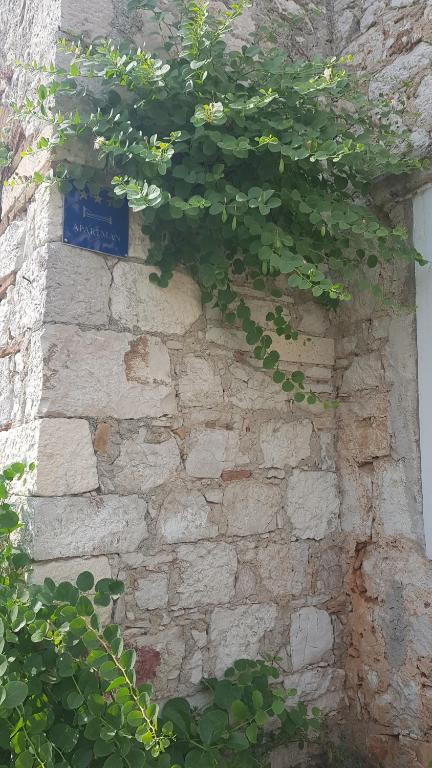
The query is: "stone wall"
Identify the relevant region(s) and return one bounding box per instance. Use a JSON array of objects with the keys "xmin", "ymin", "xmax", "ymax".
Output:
[
  {"xmin": 0, "ymin": 0, "xmax": 346, "ymax": 746},
  {"xmin": 2, "ymin": 0, "xmax": 432, "ymax": 765},
  {"xmin": 333, "ymin": 2, "xmax": 432, "ymax": 765}
]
